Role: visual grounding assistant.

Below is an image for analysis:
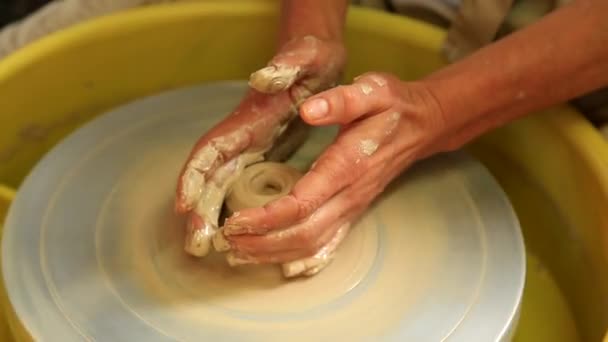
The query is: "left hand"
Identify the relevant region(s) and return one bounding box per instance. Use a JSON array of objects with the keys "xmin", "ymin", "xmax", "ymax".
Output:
[
  {"xmin": 174, "ymin": 34, "xmax": 345, "ymax": 259},
  {"xmin": 217, "ymin": 72, "xmax": 449, "ymax": 271}
]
